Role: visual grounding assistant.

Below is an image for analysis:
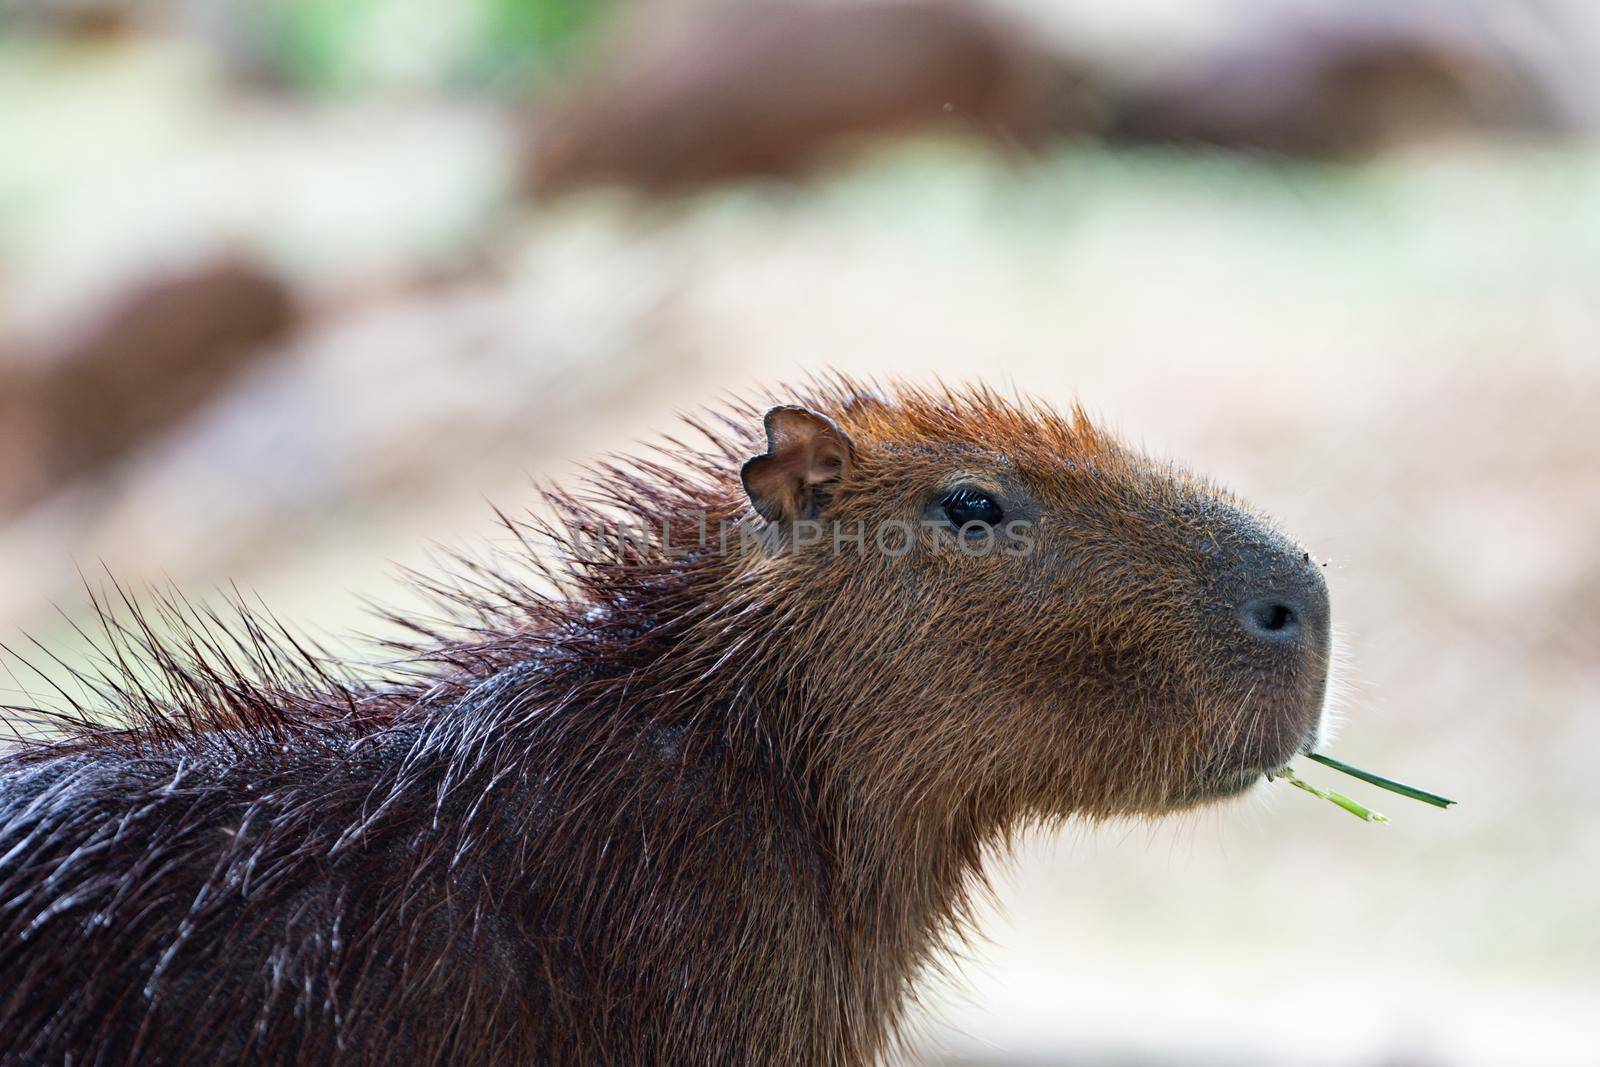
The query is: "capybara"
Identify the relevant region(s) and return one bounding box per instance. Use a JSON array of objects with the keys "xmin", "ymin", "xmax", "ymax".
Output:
[{"xmin": 0, "ymin": 380, "xmax": 1331, "ymax": 1065}]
